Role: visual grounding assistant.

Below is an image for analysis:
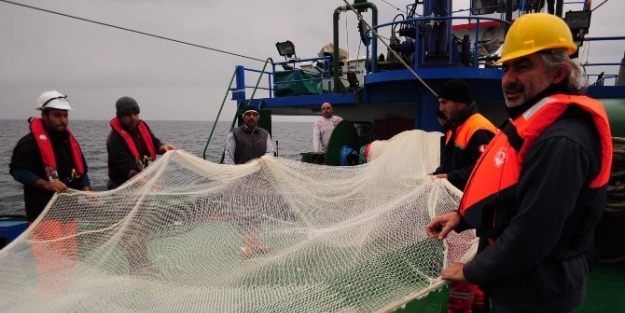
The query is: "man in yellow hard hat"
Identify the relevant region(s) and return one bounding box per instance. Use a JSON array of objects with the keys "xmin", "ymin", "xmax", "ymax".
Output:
[{"xmin": 426, "ymin": 13, "xmax": 613, "ymax": 312}]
